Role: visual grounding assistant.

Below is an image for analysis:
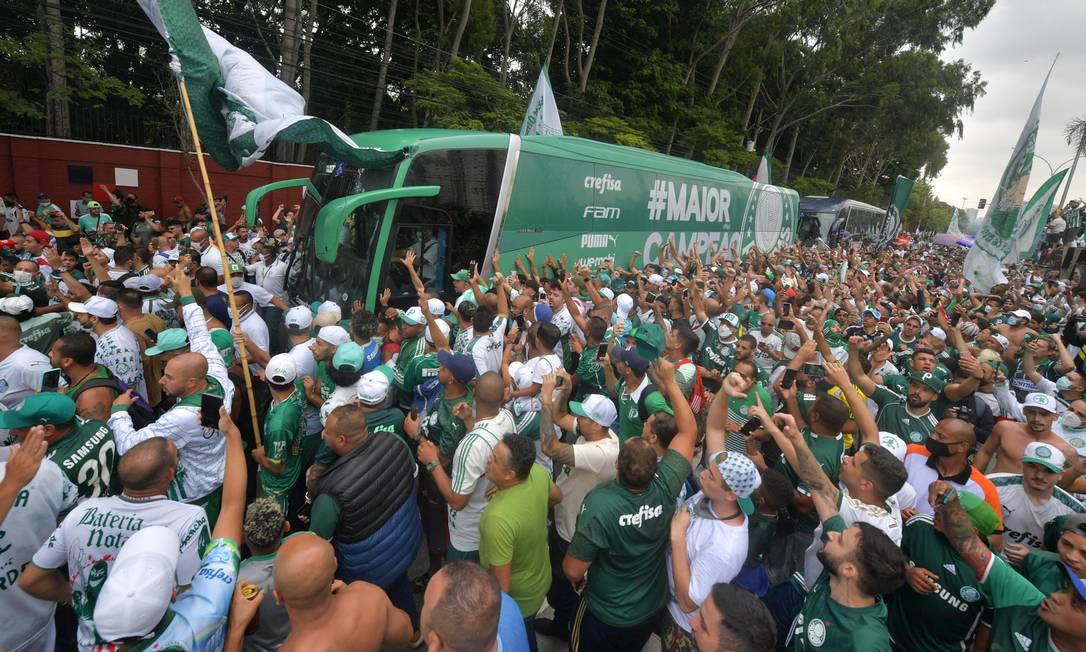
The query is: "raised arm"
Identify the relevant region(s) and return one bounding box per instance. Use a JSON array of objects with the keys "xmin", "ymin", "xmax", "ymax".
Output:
[
  {"xmin": 400, "ymin": 249, "xmax": 426, "ymax": 294},
  {"xmin": 822, "ymin": 361, "xmax": 878, "ymax": 446},
  {"xmin": 929, "ymin": 481, "xmax": 993, "ymax": 579},
  {"xmin": 212, "ymin": 406, "xmax": 247, "ymax": 542},
  {"xmin": 845, "ymin": 336, "xmax": 878, "ymax": 396},
  {"xmin": 540, "ymin": 373, "xmax": 577, "ymax": 467},
  {"xmin": 755, "ymin": 404, "xmax": 841, "ymax": 522},
  {"xmin": 648, "ymin": 359, "xmax": 696, "ymax": 464}
]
